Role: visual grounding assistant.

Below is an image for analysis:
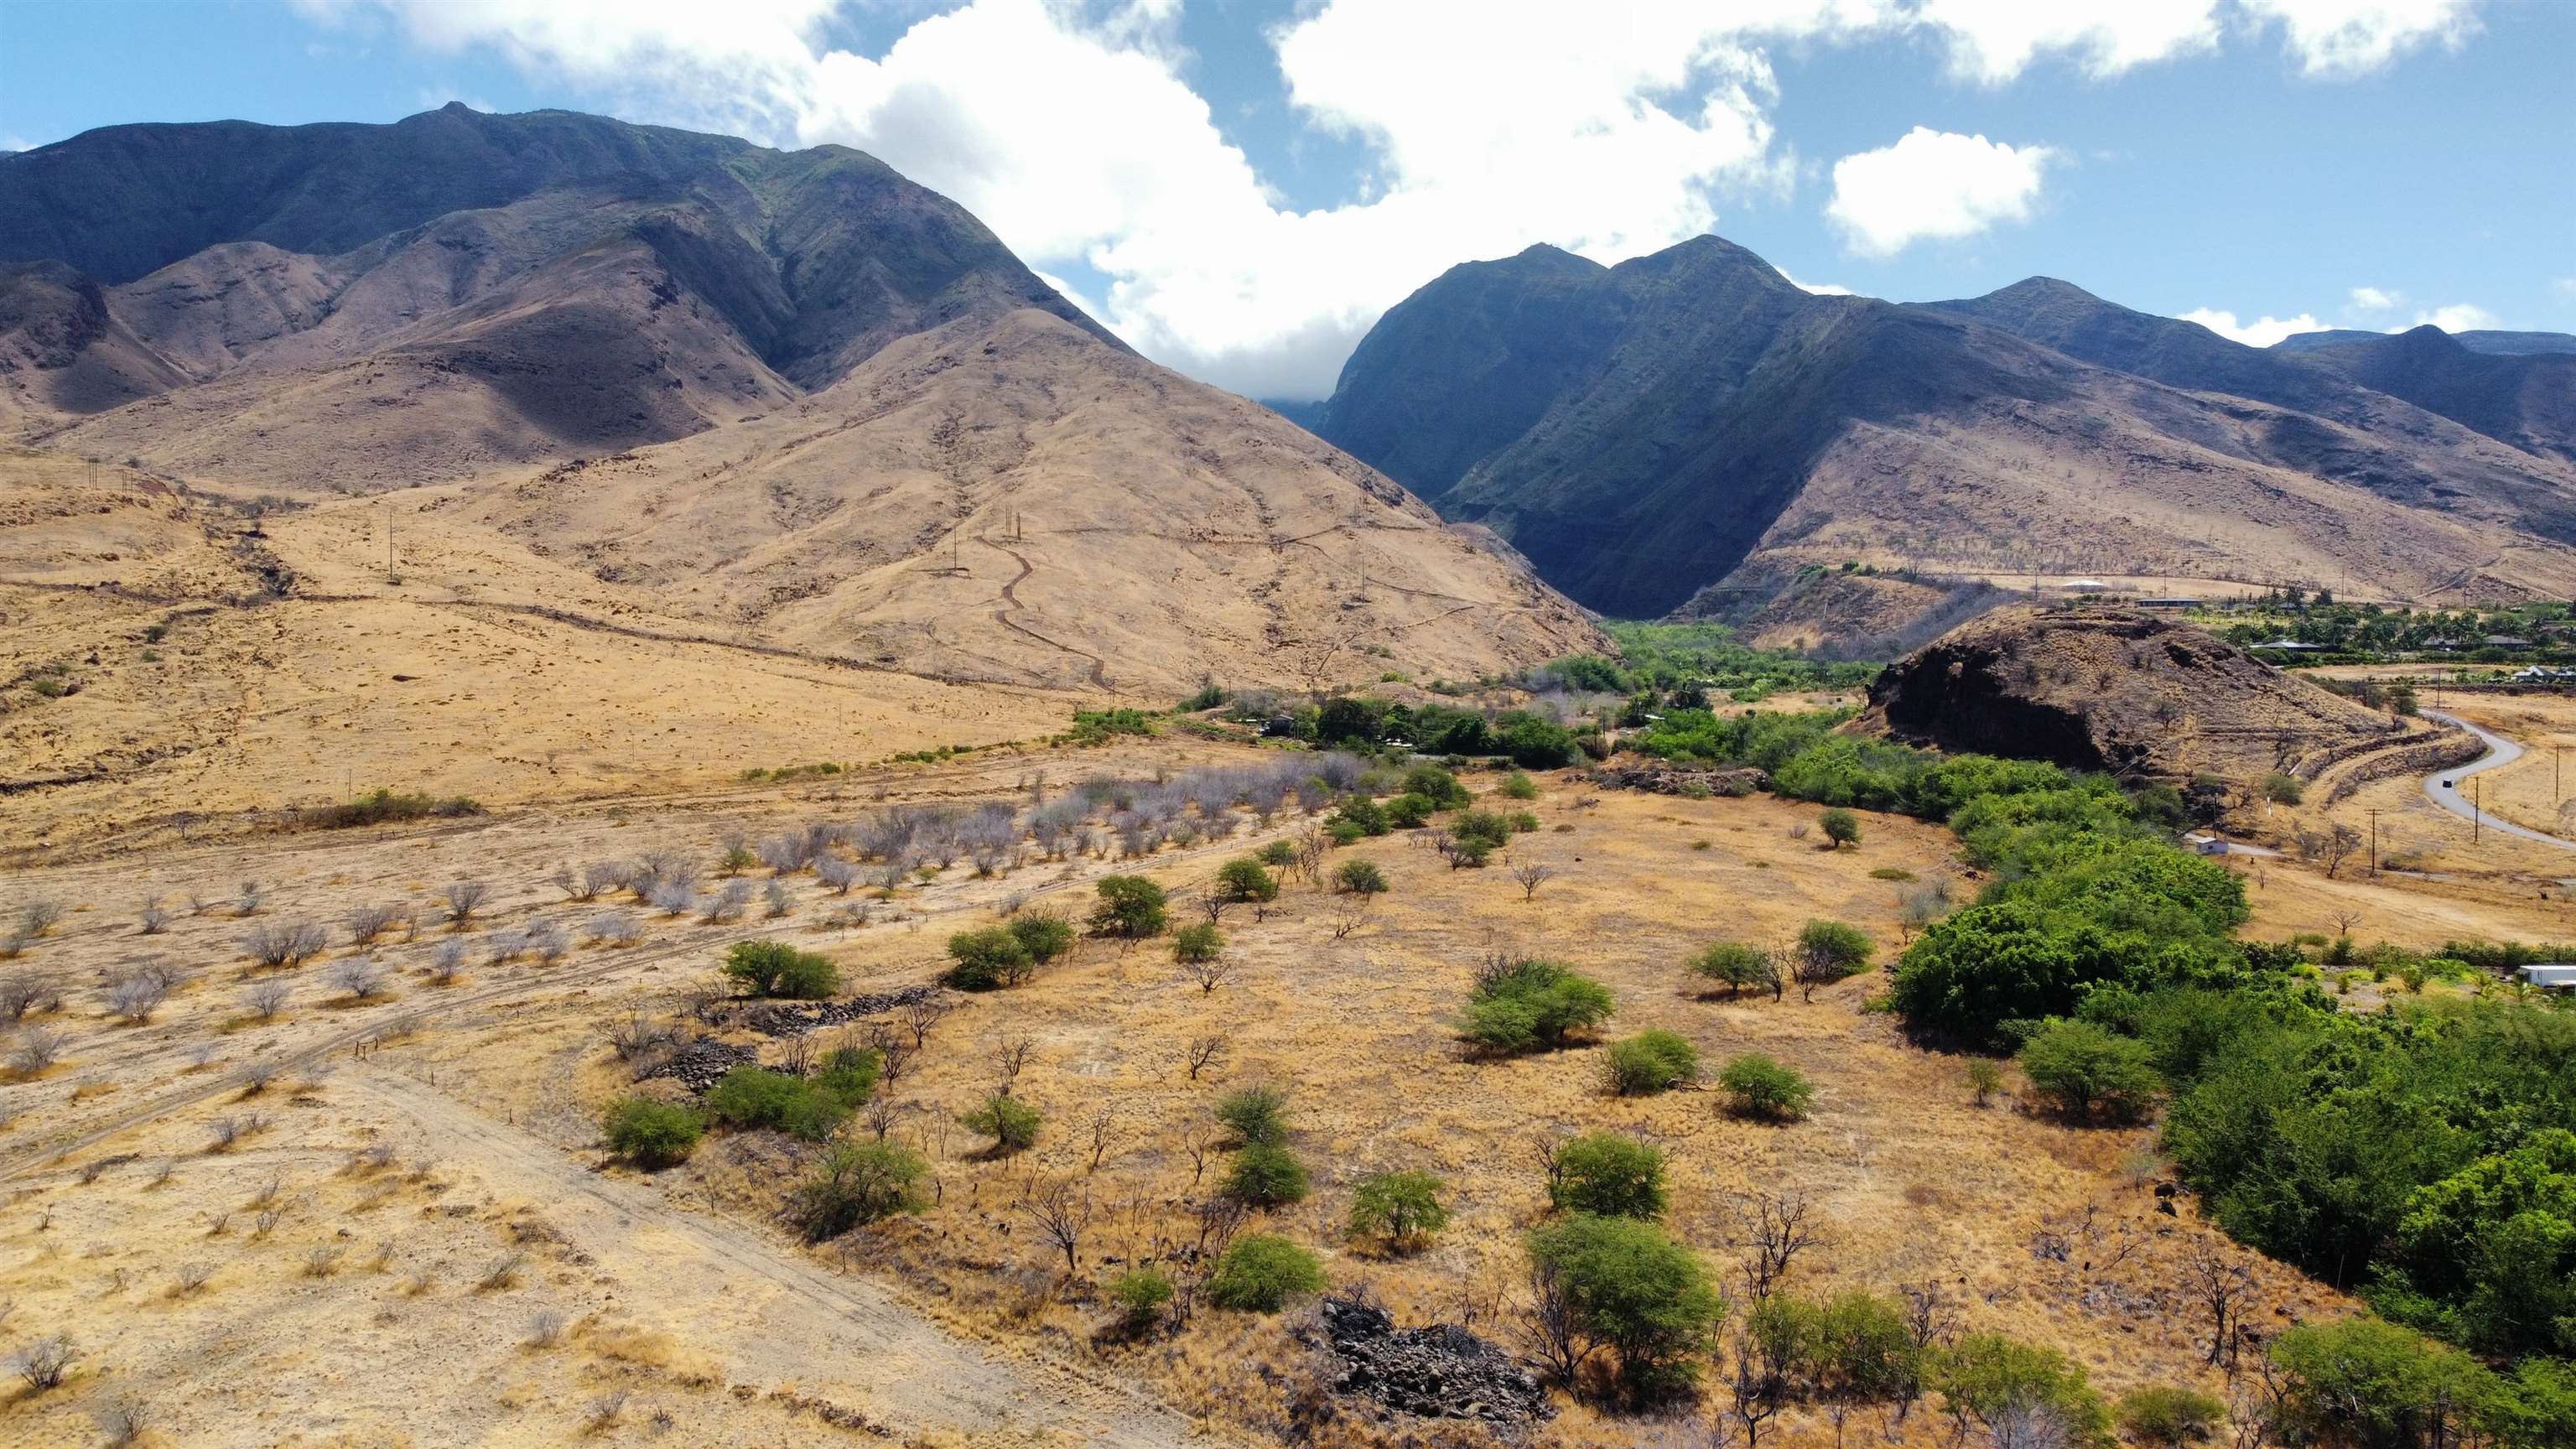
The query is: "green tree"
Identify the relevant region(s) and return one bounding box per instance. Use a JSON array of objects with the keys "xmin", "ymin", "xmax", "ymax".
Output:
[
  {"xmin": 1109, "ymin": 1266, "xmax": 1175, "ymax": 1331},
  {"xmin": 961, "ymin": 1093, "xmax": 1042, "ymax": 1153},
  {"xmin": 2116, "ymin": 1385, "xmax": 2227, "ymax": 1447},
  {"xmin": 1819, "ymin": 808, "xmax": 1862, "ymax": 849},
  {"xmin": 1171, "ymin": 922, "xmax": 1225, "ymax": 964},
  {"xmin": 1005, "ymin": 911, "xmax": 1077, "ymax": 964},
  {"xmin": 1334, "ymin": 859, "xmax": 1389, "ymax": 896},
  {"xmin": 2018, "ymin": 1020, "xmax": 2161, "ymax": 1124},
  {"xmin": 944, "ymin": 926, "xmax": 1034, "ymax": 990},
  {"xmin": 1216, "ymin": 858, "xmax": 1280, "ymax": 903},
  {"xmin": 1690, "ymin": 941, "xmax": 1781, "ymax": 1000},
  {"xmin": 1460, "ymin": 958, "xmax": 1615, "ymax": 1055},
  {"xmin": 1206, "ymin": 1234, "xmax": 1325, "ymax": 1311},
  {"xmin": 1384, "ymin": 793, "xmax": 1436, "ymax": 828},
  {"xmin": 1223, "ymin": 1142, "xmax": 1311, "ymax": 1207},
  {"xmin": 1524, "ymin": 1213, "xmax": 1726, "ymax": 1398},
  {"xmin": 2387, "ymin": 1127, "xmax": 2576, "ymax": 1360},
  {"xmin": 1794, "ymin": 919, "xmax": 1876, "ymax": 1000},
  {"xmin": 720, "ymin": 939, "xmax": 839, "ymax": 999},
  {"xmin": 1719, "ymin": 1053, "xmax": 1815, "ymax": 1122},
  {"xmin": 1090, "ymin": 875, "xmax": 1169, "ymax": 937},
  {"xmin": 790, "ymin": 1140, "xmax": 927, "ymax": 1240},
  {"xmin": 1347, "ymin": 1170, "xmax": 1448, "ymax": 1249},
  {"xmin": 1929, "ymin": 1333, "xmax": 2113, "ymax": 1446},
  {"xmin": 601, "ymin": 1097, "xmax": 703, "ymax": 1168},
  {"xmin": 1498, "ymin": 770, "xmax": 1540, "ymax": 801},
  {"xmin": 1215, "ymin": 1084, "xmax": 1289, "ymax": 1146},
  {"xmin": 1550, "ymin": 1132, "xmax": 1668, "ymax": 1219},
  {"xmin": 1603, "ymin": 1030, "xmax": 1701, "ymax": 1096},
  {"xmin": 2267, "ymin": 1318, "xmax": 2504, "ymax": 1449}
]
